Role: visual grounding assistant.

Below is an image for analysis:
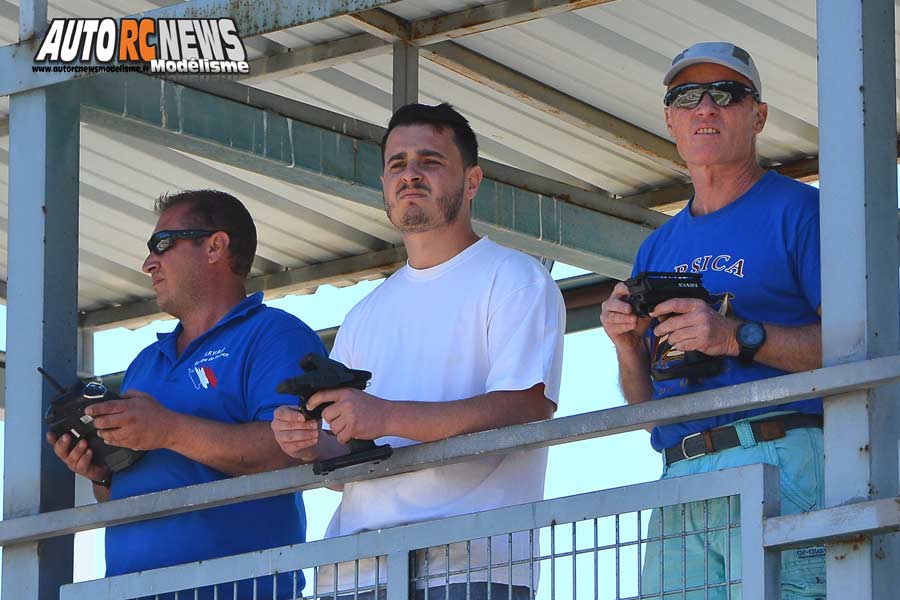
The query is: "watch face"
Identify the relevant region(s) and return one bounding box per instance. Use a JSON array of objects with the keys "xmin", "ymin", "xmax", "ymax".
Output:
[{"xmin": 739, "ymin": 322, "xmax": 765, "ymax": 347}]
